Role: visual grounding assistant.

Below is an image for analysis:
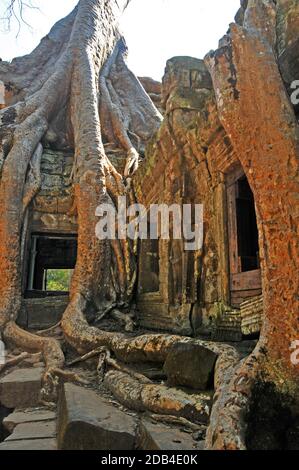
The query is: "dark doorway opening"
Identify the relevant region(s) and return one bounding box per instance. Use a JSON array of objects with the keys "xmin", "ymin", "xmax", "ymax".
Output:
[
  {"xmin": 235, "ymin": 176, "xmax": 259, "ymax": 272},
  {"xmin": 26, "ymin": 233, "xmax": 77, "ymax": 298},
  {"xmin": 227, "ymin": 166, "xmax": 262, "ymax": 308}
]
